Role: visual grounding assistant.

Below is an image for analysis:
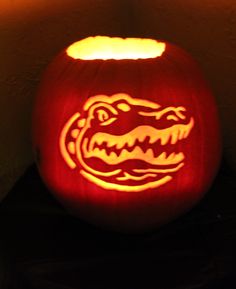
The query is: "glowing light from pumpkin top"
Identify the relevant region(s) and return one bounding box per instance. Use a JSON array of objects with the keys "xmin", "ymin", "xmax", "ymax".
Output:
[{"xmin": 66, "ymin": 36, "xmax": 166, "ymax": 60}]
